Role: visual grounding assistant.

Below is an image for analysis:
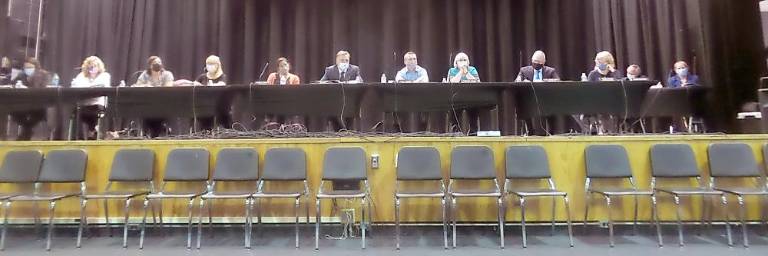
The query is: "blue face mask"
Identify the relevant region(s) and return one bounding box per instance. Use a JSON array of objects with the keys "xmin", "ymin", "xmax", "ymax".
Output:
[
  {"xmin": 597, "ymin": 63, "xmax": 608, "ymax": 71},
  {"xmin": 676, "ymin": 68, "xmax": 688, "ymax": 77},
  {"xmin": 23, "ymin": 68, "xmax": 35, "ymax": 77}
]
